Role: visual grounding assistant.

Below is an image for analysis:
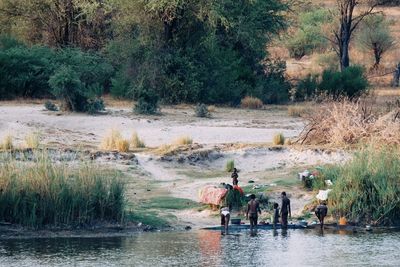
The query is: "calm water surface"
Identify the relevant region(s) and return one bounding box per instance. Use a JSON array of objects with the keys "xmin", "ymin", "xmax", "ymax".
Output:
[{"xmin": 0, "ymin": 229, "xmax": 399, "ymax": 266}]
